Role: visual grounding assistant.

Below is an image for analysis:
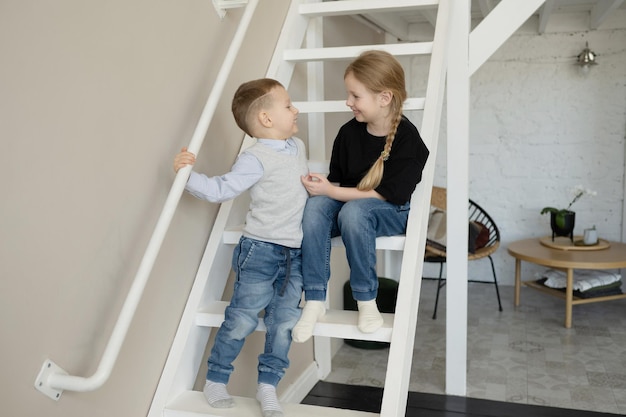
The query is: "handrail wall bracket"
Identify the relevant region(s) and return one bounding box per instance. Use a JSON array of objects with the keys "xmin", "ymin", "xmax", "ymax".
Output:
[
  {"xmin": 212, "ymin": 0, "xmax": 248, "ymax": 19},
  {"xmin": 35, "ymin": 360, "xmax": 67, "ymax": 400}
]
